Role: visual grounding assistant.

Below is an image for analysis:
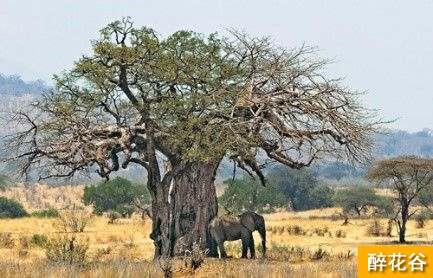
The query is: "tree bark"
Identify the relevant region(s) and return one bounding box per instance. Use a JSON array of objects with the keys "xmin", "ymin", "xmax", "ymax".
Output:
[
  {"xmin": 150, "ymin": 160, "xmax": 219, "ymax": 258},
  {"xmin": 398, "ymin": 202, "xmax": 409, "ymax": 243}
]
